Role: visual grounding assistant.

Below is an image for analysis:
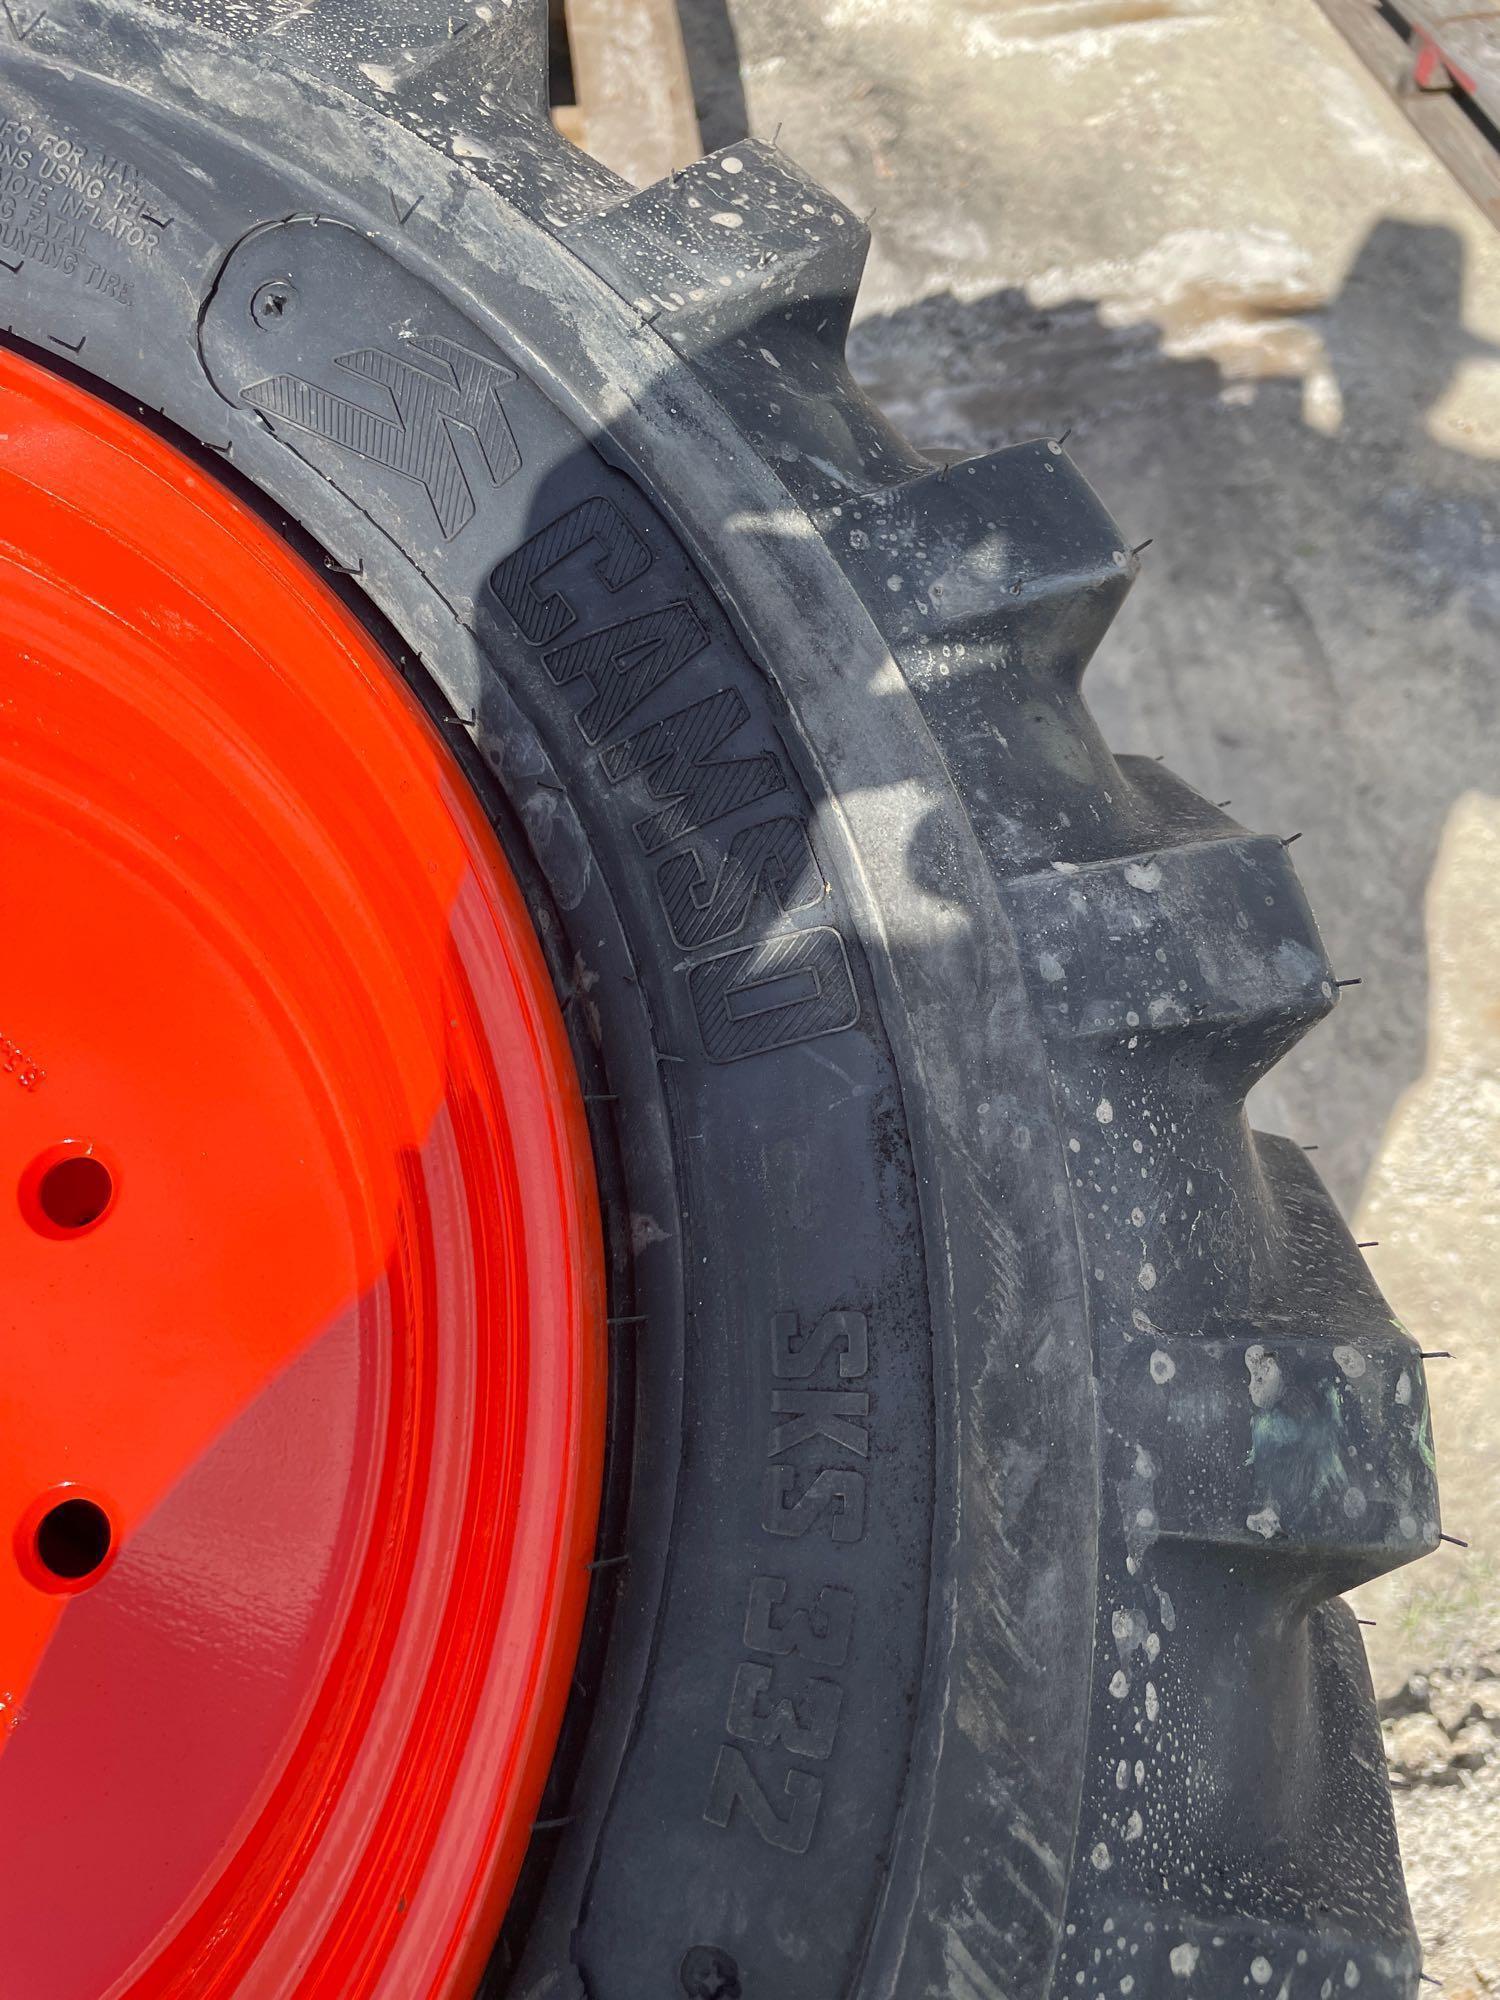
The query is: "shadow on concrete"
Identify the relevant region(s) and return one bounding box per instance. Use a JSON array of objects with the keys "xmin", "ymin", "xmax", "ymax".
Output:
[{"xmin": 848, "ymin": 216, "xmax": 1500, "ymax": 1210}]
